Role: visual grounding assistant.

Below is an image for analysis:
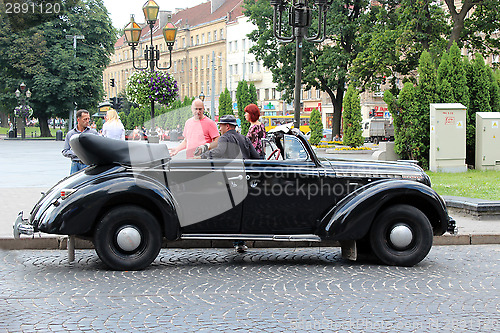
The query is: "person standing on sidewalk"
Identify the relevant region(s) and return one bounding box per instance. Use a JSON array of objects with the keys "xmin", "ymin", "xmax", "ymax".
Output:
[
  {"xmin": 102, "ymin": 109, "xmax": 125, "ymax": 140},
  {"xmin": 169, "ymin": 99, "xmax": 219, "ymax": 159},
  {"xmin": 62, "ymin": 109, "xmax": 98, "ymax": 174}
]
